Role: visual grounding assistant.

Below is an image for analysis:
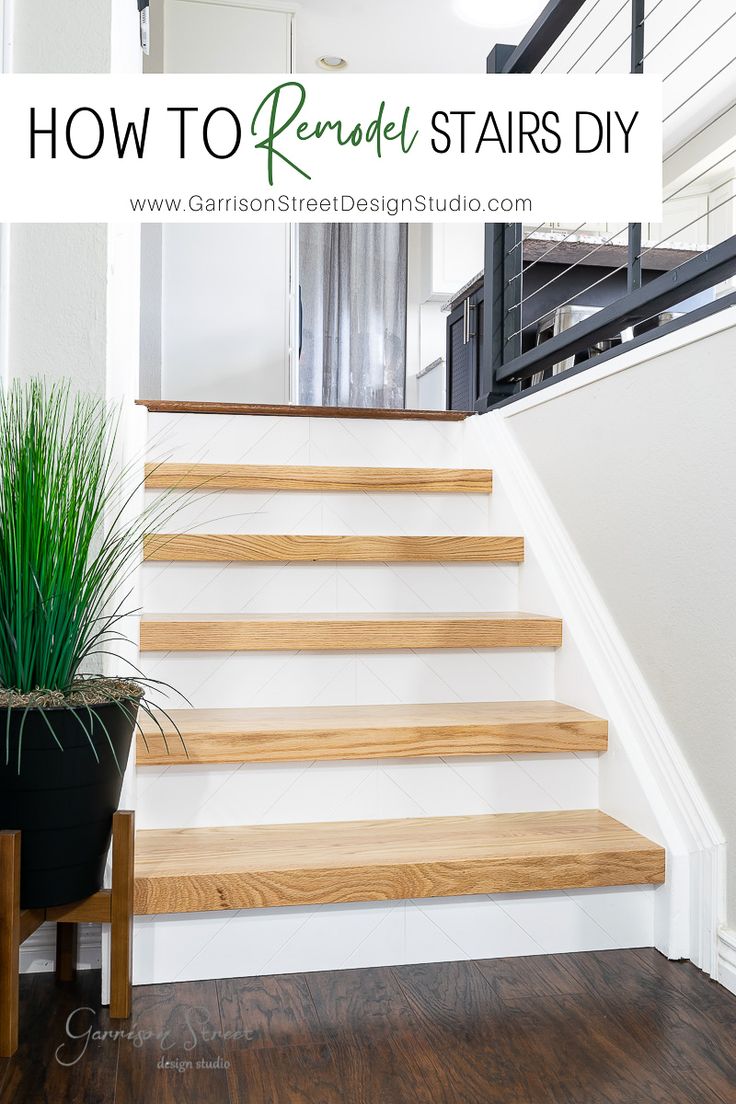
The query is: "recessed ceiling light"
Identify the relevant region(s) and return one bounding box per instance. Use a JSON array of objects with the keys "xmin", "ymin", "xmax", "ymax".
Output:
[
  {"xmin": 452, "ymin": 0, "xmax": 544, "ymax": 30},
  {"xmin": 317, "ymin": 55, "xmax": 348, "ymax": 71}
]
